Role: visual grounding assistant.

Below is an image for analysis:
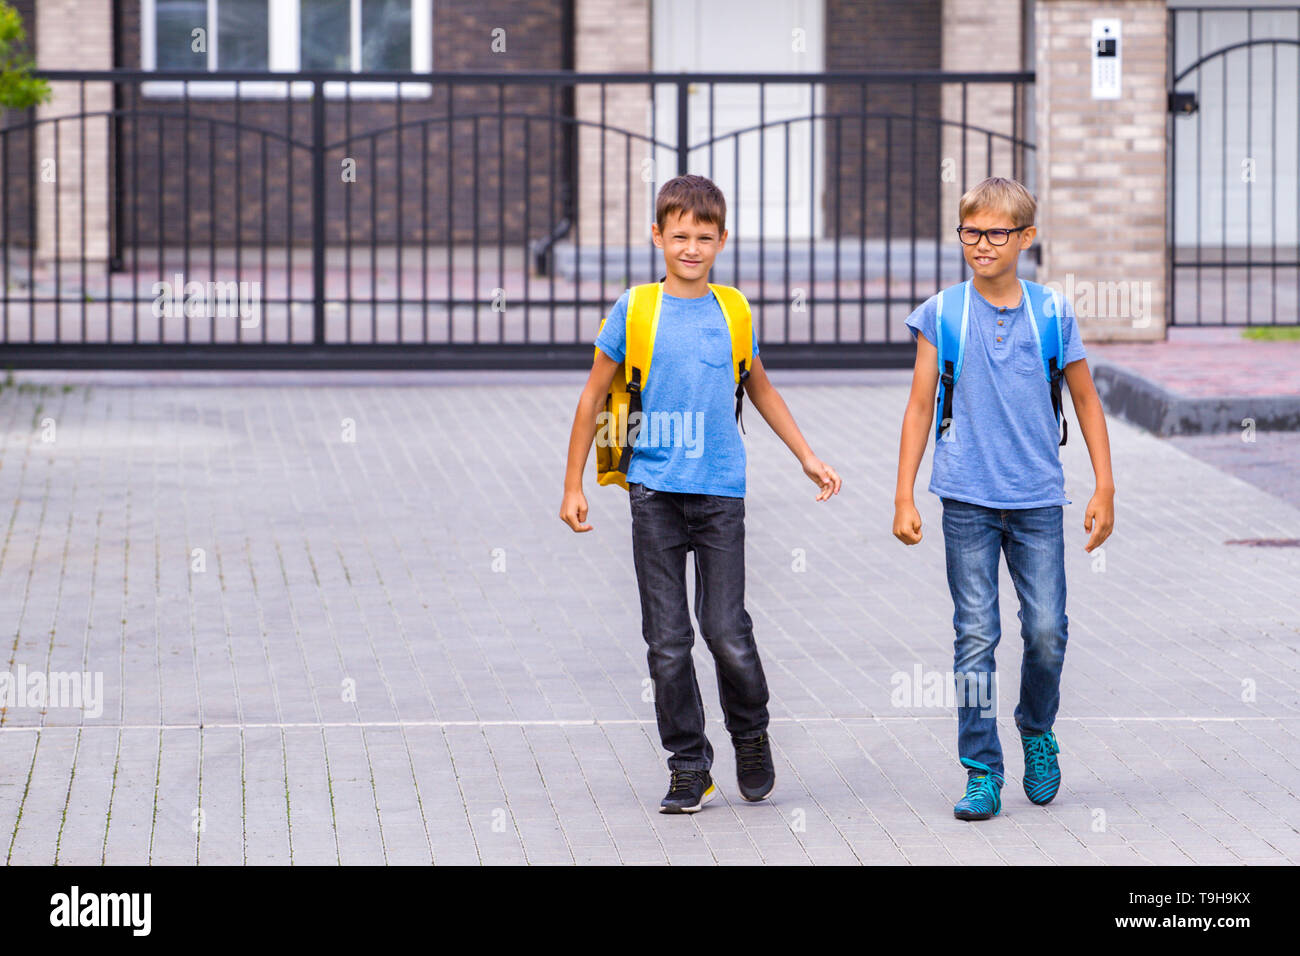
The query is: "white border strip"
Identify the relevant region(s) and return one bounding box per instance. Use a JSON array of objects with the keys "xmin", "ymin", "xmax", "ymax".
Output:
[{"xmin": 0, "ymin": 716, "xmax": 1286, "ymax": 732}]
